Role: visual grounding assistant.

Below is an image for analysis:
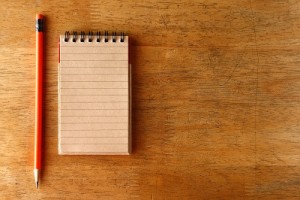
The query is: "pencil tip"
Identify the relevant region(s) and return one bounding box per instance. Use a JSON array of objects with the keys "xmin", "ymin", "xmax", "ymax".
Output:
[{"xmin": 34, "ymin": 169, "xmax": 39, "ymax": 189}]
